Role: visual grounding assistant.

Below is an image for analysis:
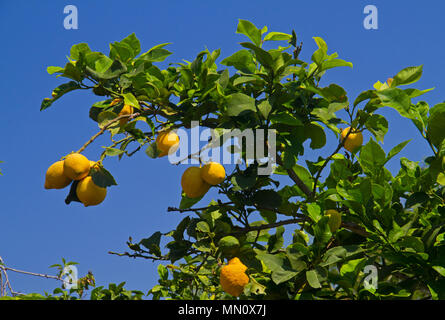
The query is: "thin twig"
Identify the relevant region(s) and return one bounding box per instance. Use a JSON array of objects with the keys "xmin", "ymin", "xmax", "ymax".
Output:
[
  {"xmin": 276, "ymin": 153, "xmax": 313, "ymax": 198},
  {"xmin": 76, "ymin": 112, "xmax": 142, "ymax": 154}
]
